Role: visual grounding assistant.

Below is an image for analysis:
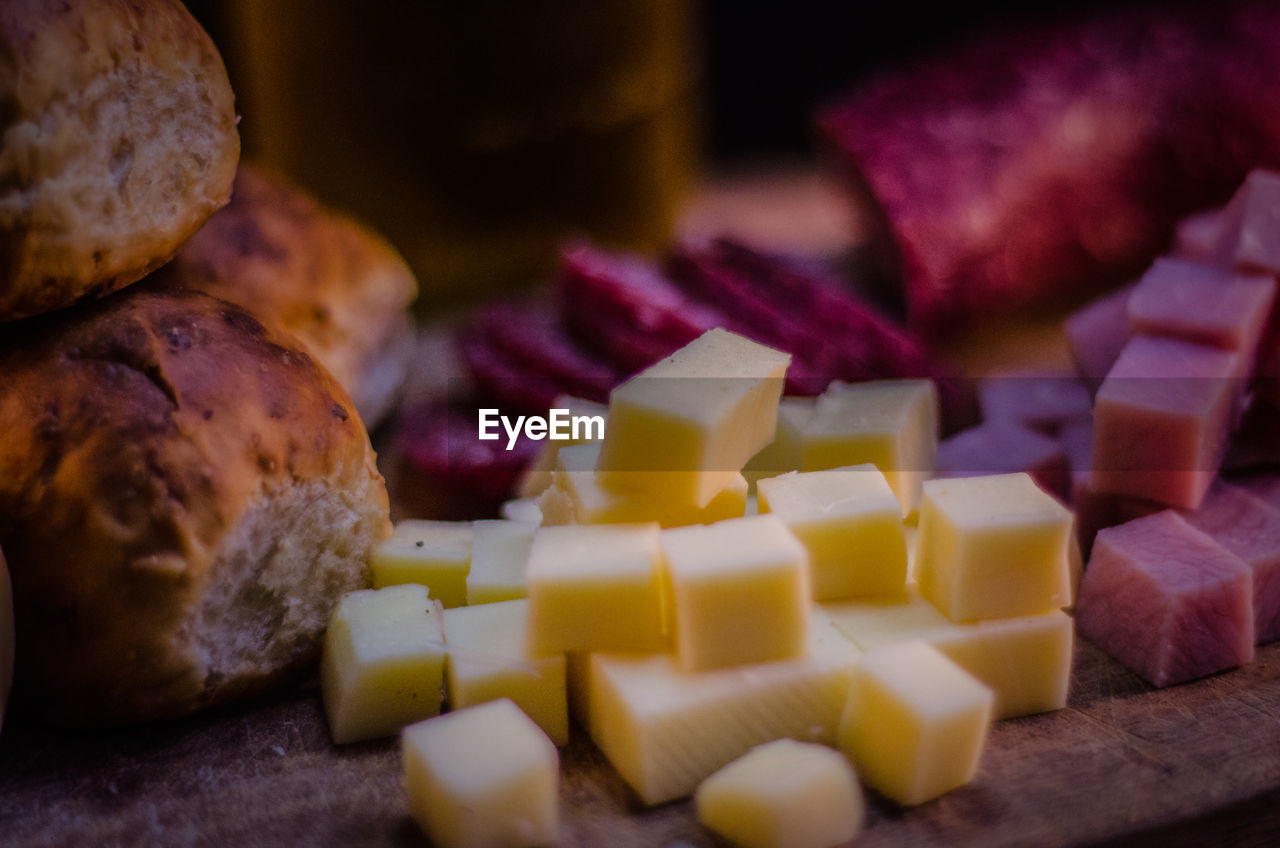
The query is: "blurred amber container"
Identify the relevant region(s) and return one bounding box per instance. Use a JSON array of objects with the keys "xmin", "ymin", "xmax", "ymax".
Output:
[{"xmin": 228, "ymin": 0, "xmax": 700, "ymax": 312}]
